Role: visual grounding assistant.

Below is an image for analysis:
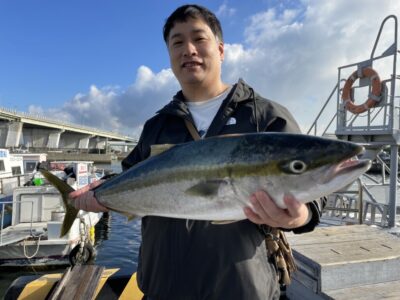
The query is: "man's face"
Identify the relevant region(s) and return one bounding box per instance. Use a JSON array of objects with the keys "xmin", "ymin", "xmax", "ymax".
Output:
[{"xmin": 167, "ymin": 17, "xmax": 224, "ymax": 88}]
